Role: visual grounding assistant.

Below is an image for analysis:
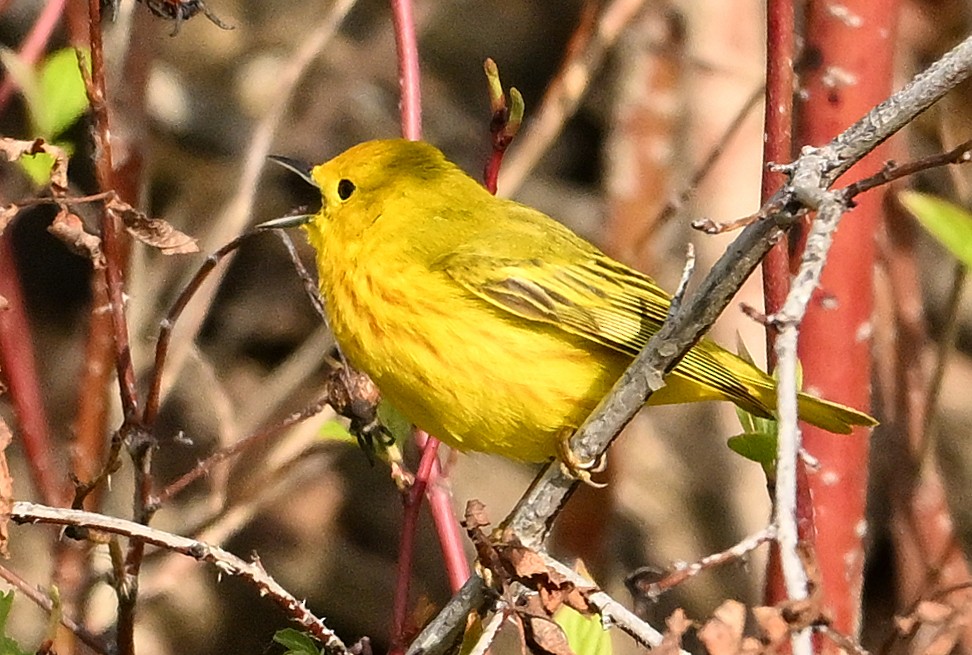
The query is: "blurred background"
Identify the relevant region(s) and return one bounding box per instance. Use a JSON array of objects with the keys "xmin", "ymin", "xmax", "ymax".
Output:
[{"xmin": 0, "ymin": 0, "xmax": 971, "ymax": 653}]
